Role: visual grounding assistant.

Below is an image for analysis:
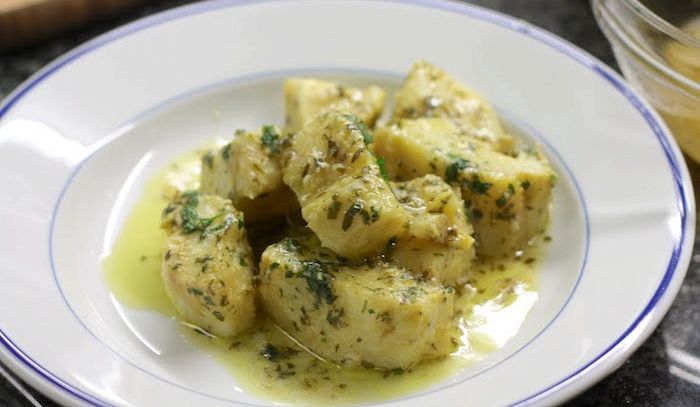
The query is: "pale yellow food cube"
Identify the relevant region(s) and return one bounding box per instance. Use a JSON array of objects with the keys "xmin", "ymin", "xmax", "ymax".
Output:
[
  {"xmin": 258, "ymin": 235, "xmax": 455, "ymax": 370},
  {"xmin": 284, "ymin": 78, "xmax": 386, "ymax": 133},
  {"xmin": 393, "ymin": 60, "xmax": 513, "ymax": 152},
  {"xmin": 375, "ymin": 118, "xmax": 553, "ymax": 257},
  {"xmin": 161, "ymin": 192, "xmax": 255, "ymax": 337},
  {"xmin": 283, "ymin": 111, "xmax": 407, "ymax": 258},
  {"xmin": 200, "ymin": 126, "xmax": 299, "ymax": 222},
  {"xmin": 390, "ymin": 174, "xmax": 474, "ymax": 285},
  {"xmin": 302, "ymin": 172, "xmax": 409, "ymax": 259}
]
